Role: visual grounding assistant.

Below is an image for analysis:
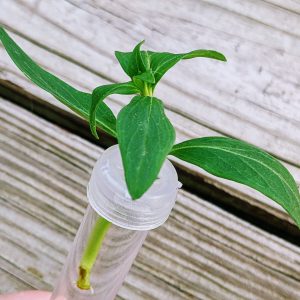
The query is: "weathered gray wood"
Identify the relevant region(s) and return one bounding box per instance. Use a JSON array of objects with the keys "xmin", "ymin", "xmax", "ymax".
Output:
[
  {"xmin": 1, "ymin": 98, "xmax": 300, "ymax": 299},
  {"xmin": 0, "ymin": 264, "xmax": 33, "ymax": 293},
  {"xmin": 1, "ymin": 0, "xmax": 300, "ymax": 227}
]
